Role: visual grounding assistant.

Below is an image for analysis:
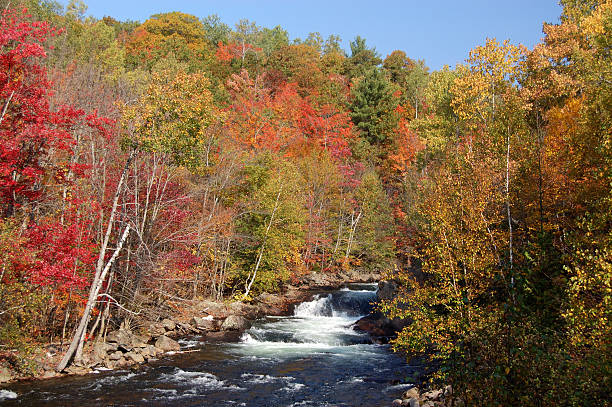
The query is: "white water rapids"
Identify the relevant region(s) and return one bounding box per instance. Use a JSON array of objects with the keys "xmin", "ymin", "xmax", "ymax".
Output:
[{"xmin": 1, "ymin": 284, "xmax": 421, "ymax": 407}]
